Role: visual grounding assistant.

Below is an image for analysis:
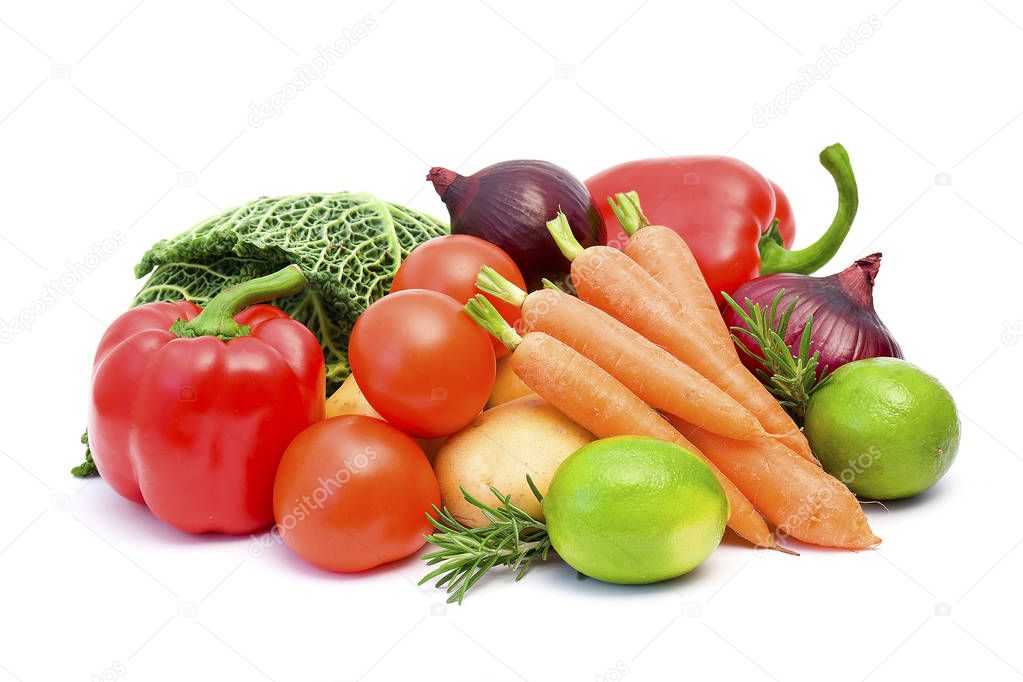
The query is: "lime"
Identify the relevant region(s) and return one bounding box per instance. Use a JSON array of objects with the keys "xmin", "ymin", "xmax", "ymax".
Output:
[
  {"xmin": 804, "ymin": 357, "xmax": 960, "ymax": 500},
  {"xmin": 542, "ymin": 436, "xmax": 728, "ymax": 585}
]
